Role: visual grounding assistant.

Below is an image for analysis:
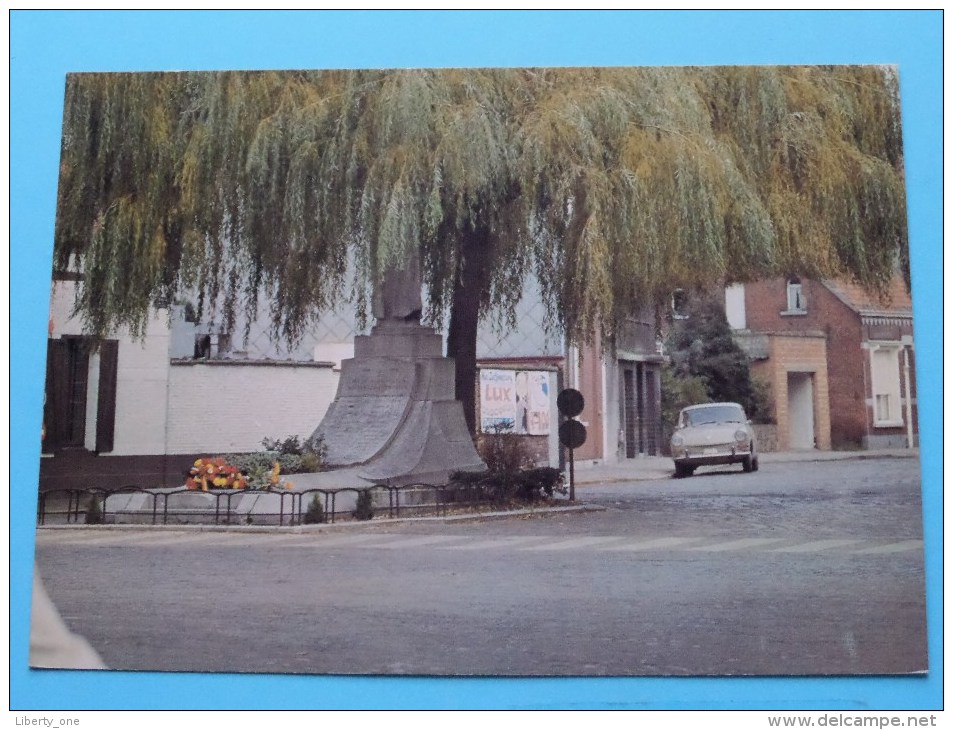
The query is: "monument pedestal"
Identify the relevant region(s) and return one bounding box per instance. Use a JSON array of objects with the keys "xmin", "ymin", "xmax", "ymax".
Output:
[{"xmin": 312, "ymin": 321, "xmax": 486, "ymax": 486}]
